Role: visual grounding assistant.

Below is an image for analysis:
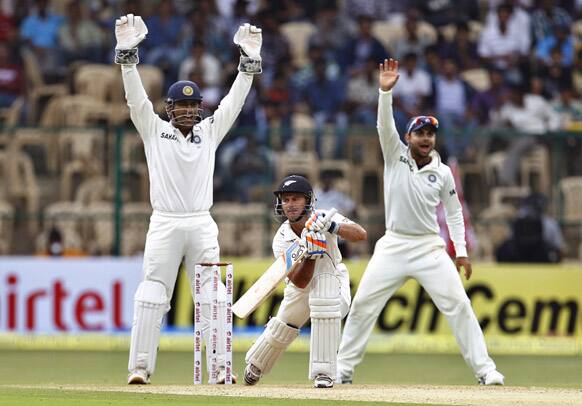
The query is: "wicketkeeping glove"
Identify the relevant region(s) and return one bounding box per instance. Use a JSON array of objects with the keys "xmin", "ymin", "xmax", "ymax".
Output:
[
  {"xmin": 233, "ymin": 23, "xmax": 262, "ymax": 74},
  {"xmin": 304, "ymin": 230, "xmax": 327, "ymax": 260},
  {"xmin": 305, "ymin": 208, "xmax": 339, "ymax": 234},
  {"xmin": 114, "ymin": 14, "xmax": 148, "ymax": 65}
]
